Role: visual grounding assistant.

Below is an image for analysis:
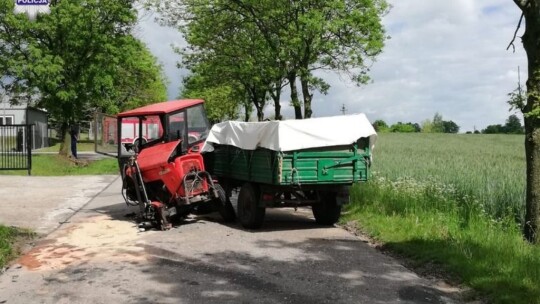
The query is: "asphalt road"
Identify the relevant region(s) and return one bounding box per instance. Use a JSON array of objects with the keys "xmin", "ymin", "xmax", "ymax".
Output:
[{"xmin": 0, "ymin": 177, "xmax": 464, "ymax": 304}]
